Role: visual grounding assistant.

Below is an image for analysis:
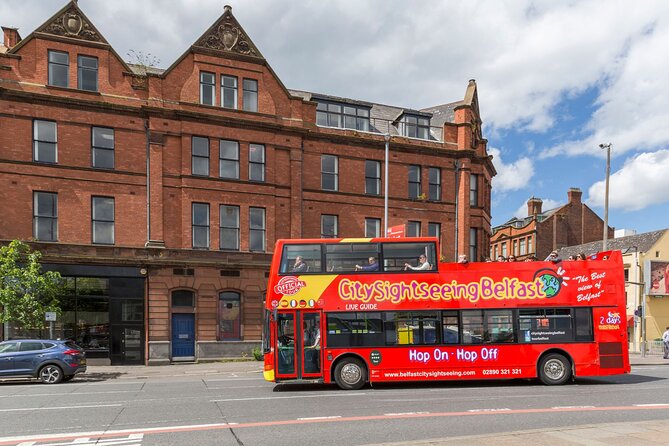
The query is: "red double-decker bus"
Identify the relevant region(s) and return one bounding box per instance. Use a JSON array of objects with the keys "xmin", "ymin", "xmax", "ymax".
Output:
[{"xmin": 262, "ymin": 237, "xmax": 630, "ymax": 390}]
